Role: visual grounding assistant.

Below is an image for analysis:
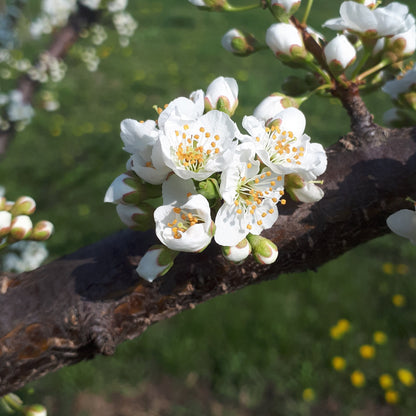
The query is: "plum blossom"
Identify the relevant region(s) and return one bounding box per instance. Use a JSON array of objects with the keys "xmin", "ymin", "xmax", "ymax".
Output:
[
  {"xmin": 253, "ymin": 93, "xmax": 299, "ymax": 124},
  {"xmin": 154, "ymin": 175, "xmax": 215, "ymax": 252},
  {"xmin": 241, "ymin": 107, "xmax": 327, "ymax": 179},
  {"xmin": 159, "ymin": 109, "xmax": 238, "ymax": 181},
  {"xmin": 323, "ymin": 2, "xmax": 415, "ymax": 38},
  {"xmin": 215, "ymin": 143, "xmax": 284, "ymax": 247},
  {"xmin": 204, "ymin": 76, "xmax": 238, "ymax": 116},
  {"xmin": 324, "ymin": 35, "xmax": 356, "ymax": 75},
  {"xmin": 387, "ymin": 207, "xmax": 416, "ymax": 244},
  {"xmin": 266, "ymin": 23, "xmax": 307, "ymax": 58},
  {"xmin": 120, "ymin": 119, "xmax": 171, "ymax": 185}
]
